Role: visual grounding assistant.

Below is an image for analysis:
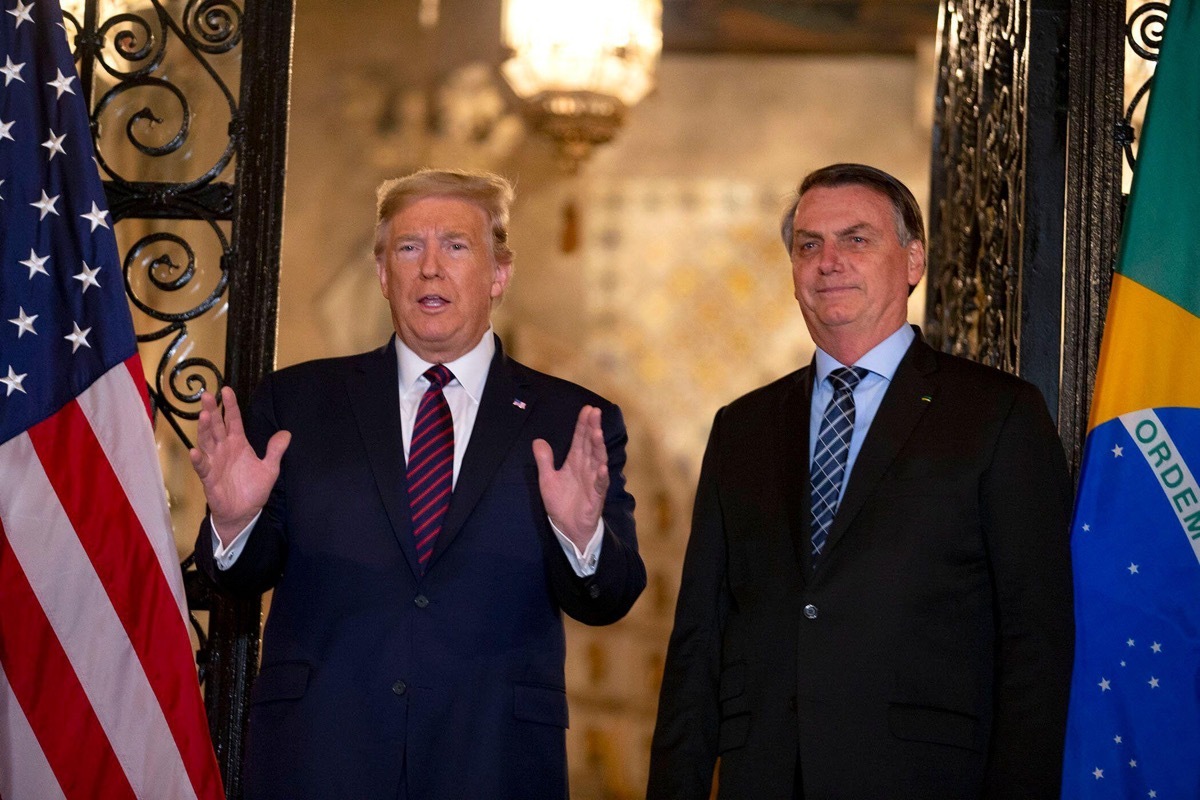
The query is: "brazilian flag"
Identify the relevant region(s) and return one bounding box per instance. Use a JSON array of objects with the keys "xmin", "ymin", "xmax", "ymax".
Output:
[{"xmin": 1061, "ymin": 1, "xmax": 1200, "ymax": 797}]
